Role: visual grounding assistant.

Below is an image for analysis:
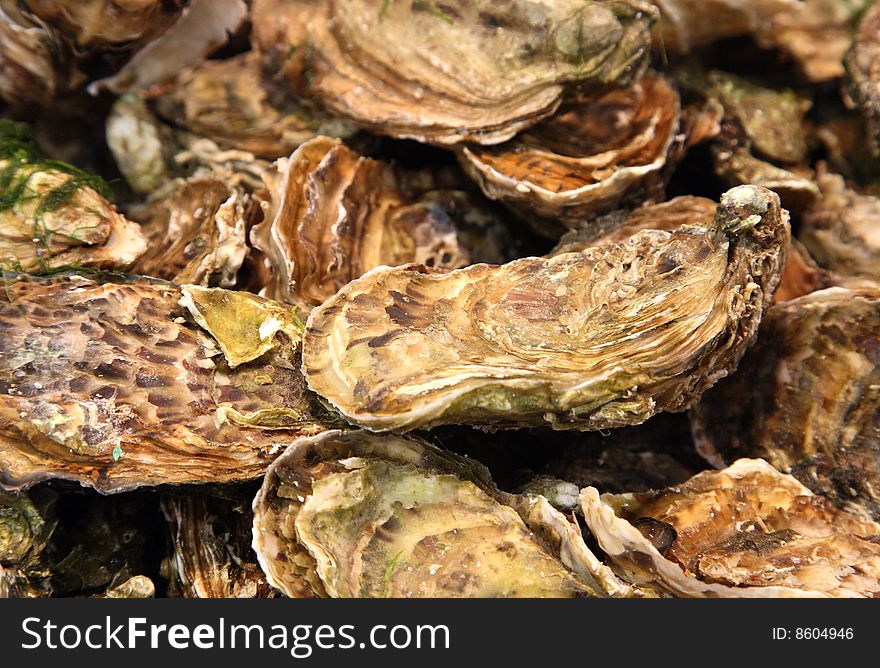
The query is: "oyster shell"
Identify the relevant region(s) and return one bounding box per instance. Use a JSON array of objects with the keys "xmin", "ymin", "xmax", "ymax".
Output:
[
  {"xmin": 677, "ymin": 69, "xmax": 818, "ymax": 209},
  {"xmin": 799, "ymin": 169, "xmax": 880, "ymax": 280},
  {"xmin": 459, "ymin": 73, "xmax": 681, "ymax": 233},
  {"xmin": 149, "ymin": 53, "xmax": 355, "ymax": 161},
  {"xmin": 0, "ymin": 489, "xmax": 55, "ymax": 598},
  {"xmin": 250, "ymin": 136, "xmax": 511, "ymax": 309},
  {"xmin": 649, "ymin": 0, "xmax": 800, "ymax": 53},
  {"xmin": 553, "ymin": 198, "xmax": 830, "ymax": 303},
  {"xmin": 845, "ymin": 0, "xmax": 880, "ymax": 157},
  {"xmin": 303, "ymin": 185, "xmax": 789, "ymax": 432},
  {"xmin": 0, "ymin": 274, "xmax": 336, "ymax": 493},
  {"xmin": 129, "ymin": 177, "xmax": 253, "ymax": 288},
  {"xmin": 551, "ymin": 195, "xmax": 717, "ymax": 254},
  {"xmin": 24, "ymin": 0, "xmax": 184, "ymax": 49},
  {"xmin": 690, "ymin": 286, "xmax": 880, "ymax": 521},
  {"xmin": 162, "ymin": 492, "xmax": 277, "ymax": 598},
  {"xmin": 252, "ymin": 430, "xmax": 638, "ymax": 598},
  {"xmin": 300, "ymin": 0, "xmax": 656, "ymax": 145},
  {"xmin": 87, "ymin": 0, "xmax": 247, "ymax": 94},
  {"xmin": 756, "ymin": 0, "xmax": 869, "ymax": 83},
  {"xmin": 581, "ymin": 459, "xmax": 880, "ymax": 597},
  {"xmin": 0, "ymin": 0, "xmax": 68, "ymax": 107},
  {"xmin": 0, "ymin": 121, "xmax": 147, "ymax": 274}
]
